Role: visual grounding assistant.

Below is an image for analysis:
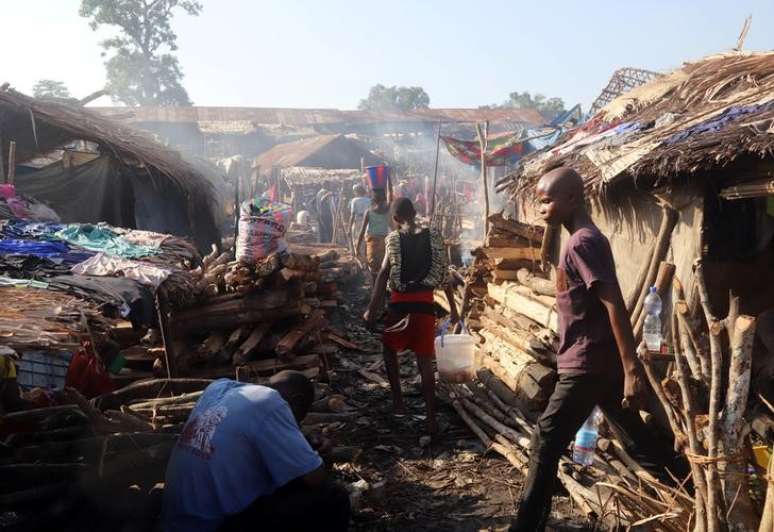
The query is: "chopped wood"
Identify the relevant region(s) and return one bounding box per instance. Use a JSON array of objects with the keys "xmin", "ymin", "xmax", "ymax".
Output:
[
  {"xmin": 278, "ymin": 268, "xmax": 322, "ymax": 283},
  {"xmin": 487, "ymin": 212, "xmax": 545, "ymax": 241},
  {"xmin": 275, "ymin": 310, "xmax": 327, "ymax": 357},
  {"xmin": 483, "ymin": 246, "xmax": 542, "ymax": 262},
  {"xmin": 233, "ymin": 323, "xmax": 271, "ymax": 366},
  {"xmin": 323, "ymin": 331, "xmax": 362, "ymax": 351},
  {"xmin": 515, "ymin": 268, "xmax": 556, "ymax": 297},
  {"xmin": 487, "ymin": 282, "xmax": 558, "ymax": 332}
]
